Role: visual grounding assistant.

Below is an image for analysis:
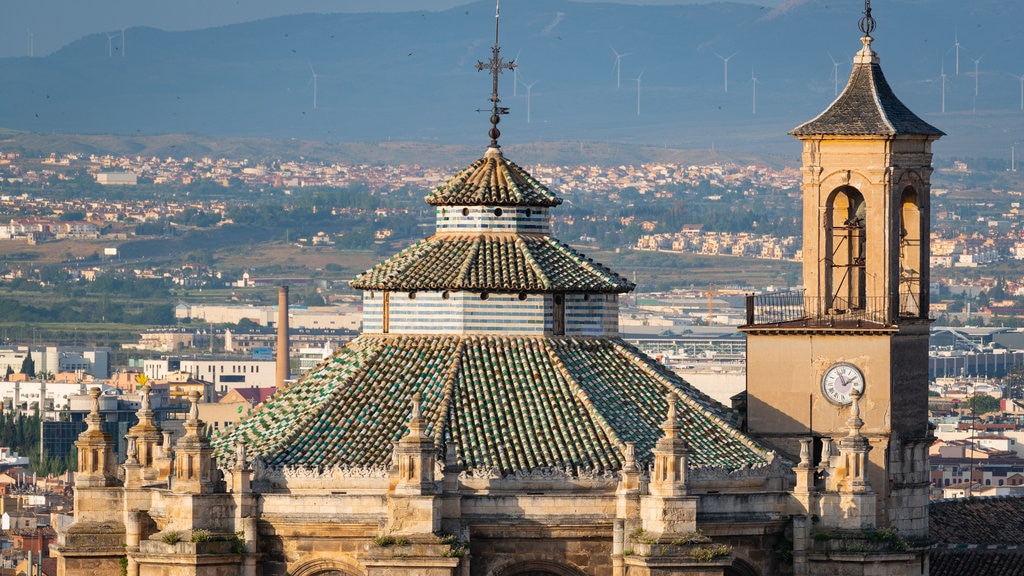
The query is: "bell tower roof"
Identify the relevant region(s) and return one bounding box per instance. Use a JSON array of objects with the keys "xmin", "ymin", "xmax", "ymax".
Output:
[{"xmin": 792, "ymin": 33, "xmax": 943, "ymax": 138}]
